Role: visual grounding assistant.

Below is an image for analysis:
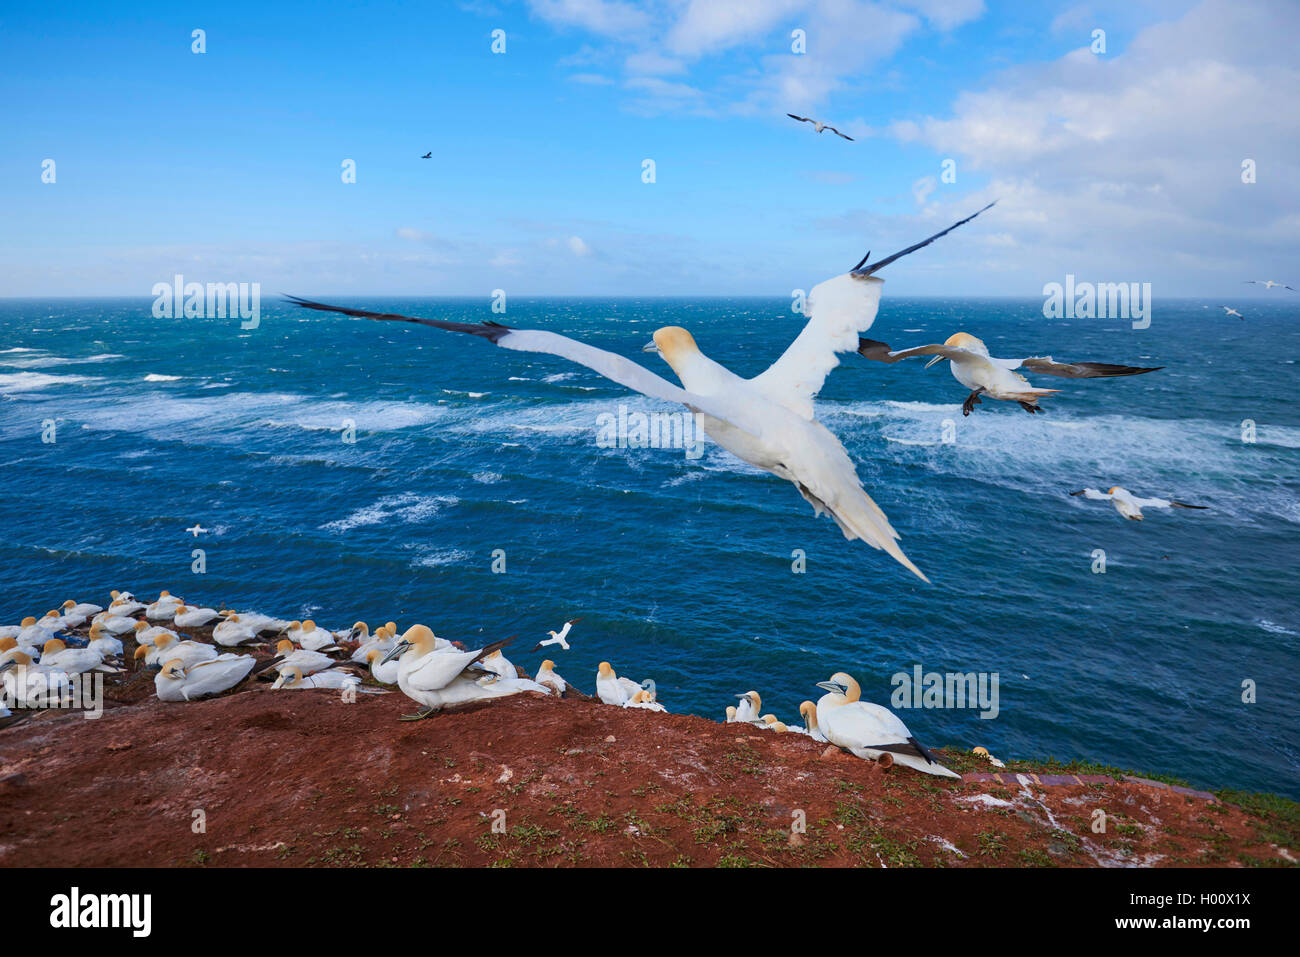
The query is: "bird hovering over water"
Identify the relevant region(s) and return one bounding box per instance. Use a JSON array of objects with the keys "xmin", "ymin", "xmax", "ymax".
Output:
[
  {"xmin": 286, "ymin": 203, "xmax": 997, "ymax": 581},
  {"xmin": 787, "ymin": 113, "xmax": 853, "ymax": 140},
  {"xmin": 858, "ymin": 332, "xmax": 1160, "ymax": 415},
  {"xmin": 1221, "ymin": 306, "xmax": 1244, "ymax": 319},
  {"xmin": 1244, "ymin": 279, "xmax": 1294, "ymax": 290},
  {"xmin": 1070, "ymin": 487, "xmax": 1208, "ymax": 521}
]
